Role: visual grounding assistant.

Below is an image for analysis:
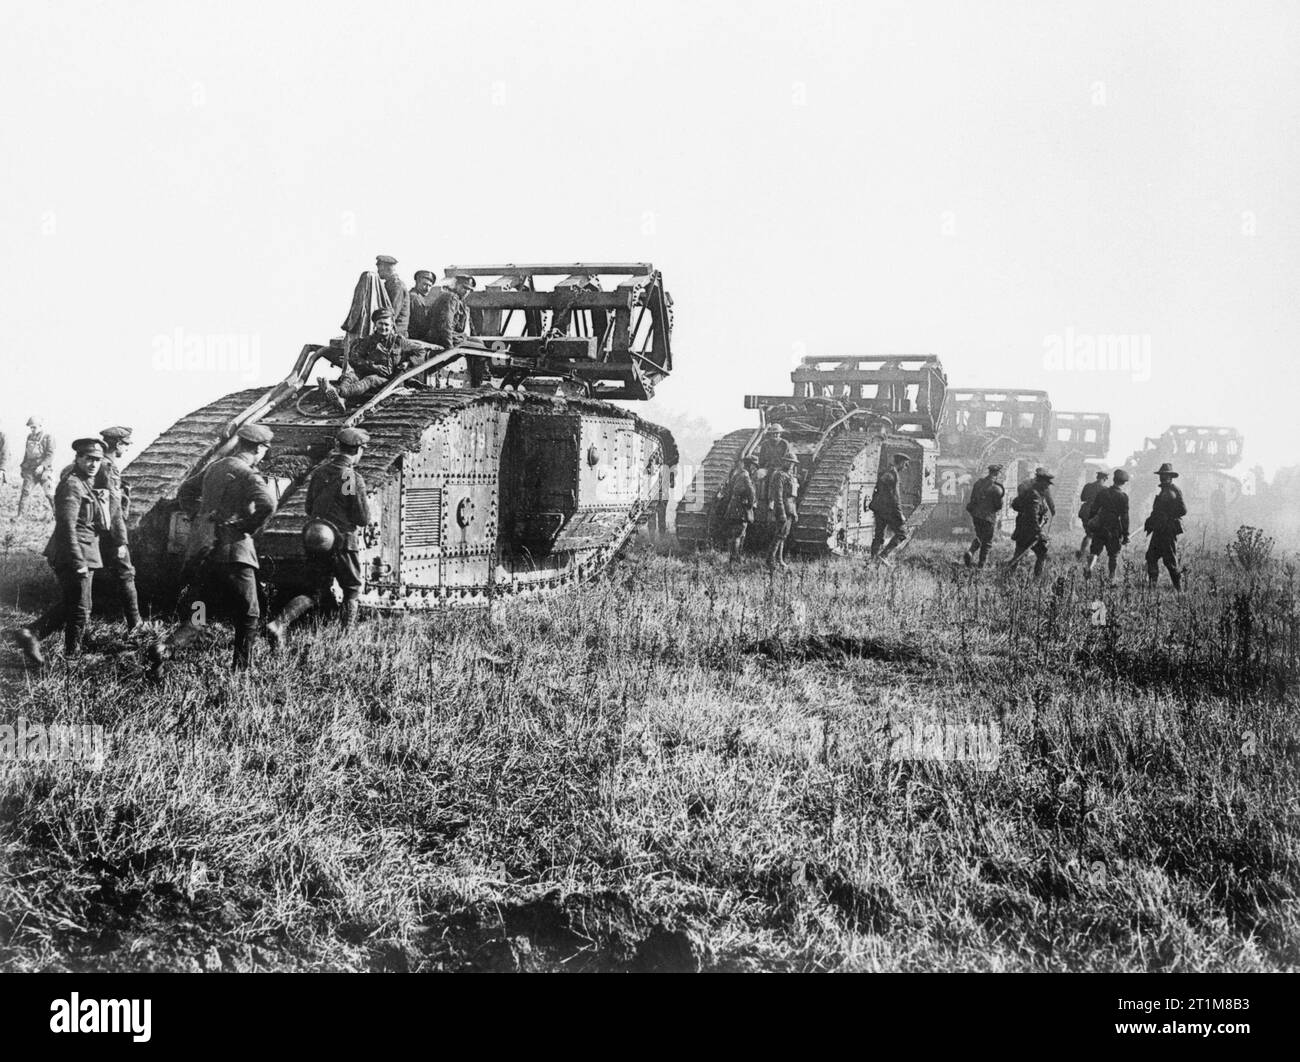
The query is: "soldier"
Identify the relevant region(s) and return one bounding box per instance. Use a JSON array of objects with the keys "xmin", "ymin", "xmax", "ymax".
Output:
[
  {"xmin": 1083, "ymin": 469, "xmax": 1129, "ymax": 582},
  {"xmin": 408, "ymin": 269, "xmax": 440, "ymax": 342},
  {"xmin": 9, "ymin": 439, "xmax": 112, "ymax": 665},
  {"xmin": 1005, "ymin": 469, "xmax": 1054, "ymax": 577},
  {"xmin": 1017, "ymin": 465, "xmax": 1057, "ymax": 518},
  {"xmin": 1144, "ymin": 462, "xmax": 1187, "ymax": 590},
  {"xmin": 869, "ymin": 453, "xmax": 911, "ymax": 563},
  {"xmin": 766, "ymin": 454, "xmax": 799, "ymax": 571},
  {"xmin": 147, "ymin": 424, "xmax": 276, "ymax": 678},
  {"xmin": 266, "ymin": 427, "xmax": 375, "ymax": 647},
  {"xmin": 720, "ymin": 454, "xmax": 759, "ymax": 562},
  {"xmin": 963, "ymin": 463, "xmax": 1005, "ymax": 568},
  {"xmin": 758, "ymin": 423, "xmax": 795, "ymax": 471},
  {"xmin": 0, "ymin": 425, "xmax": 7, "ymax": 487},
  {"xmin": 1077, "ymin": 470, "xmax": 1109, "ymax": 558},
  {"xmin": 427, "ymin": 272, "xmax": 477, "ymax": 349},
  {"xmin": 323, "ymin": 308, "xmax": 433, "ymax": 408},
  {"xmin": 15, "ymin": 416, "xmax": 56, "ymax": 519}
]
